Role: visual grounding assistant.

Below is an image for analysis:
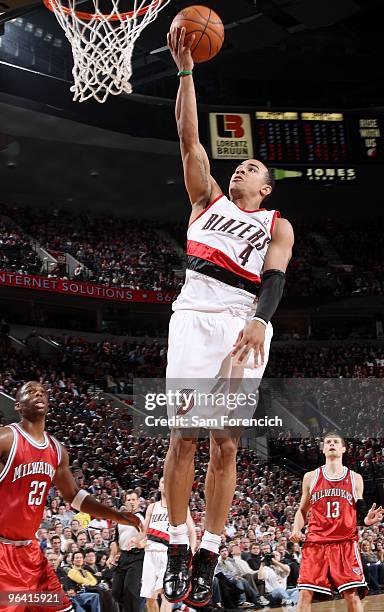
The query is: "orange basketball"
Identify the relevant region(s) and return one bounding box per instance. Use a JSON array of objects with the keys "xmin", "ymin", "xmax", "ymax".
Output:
[{"xmin": 170, "ymin": 5, "xmax": 224, "ymax": 63}]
